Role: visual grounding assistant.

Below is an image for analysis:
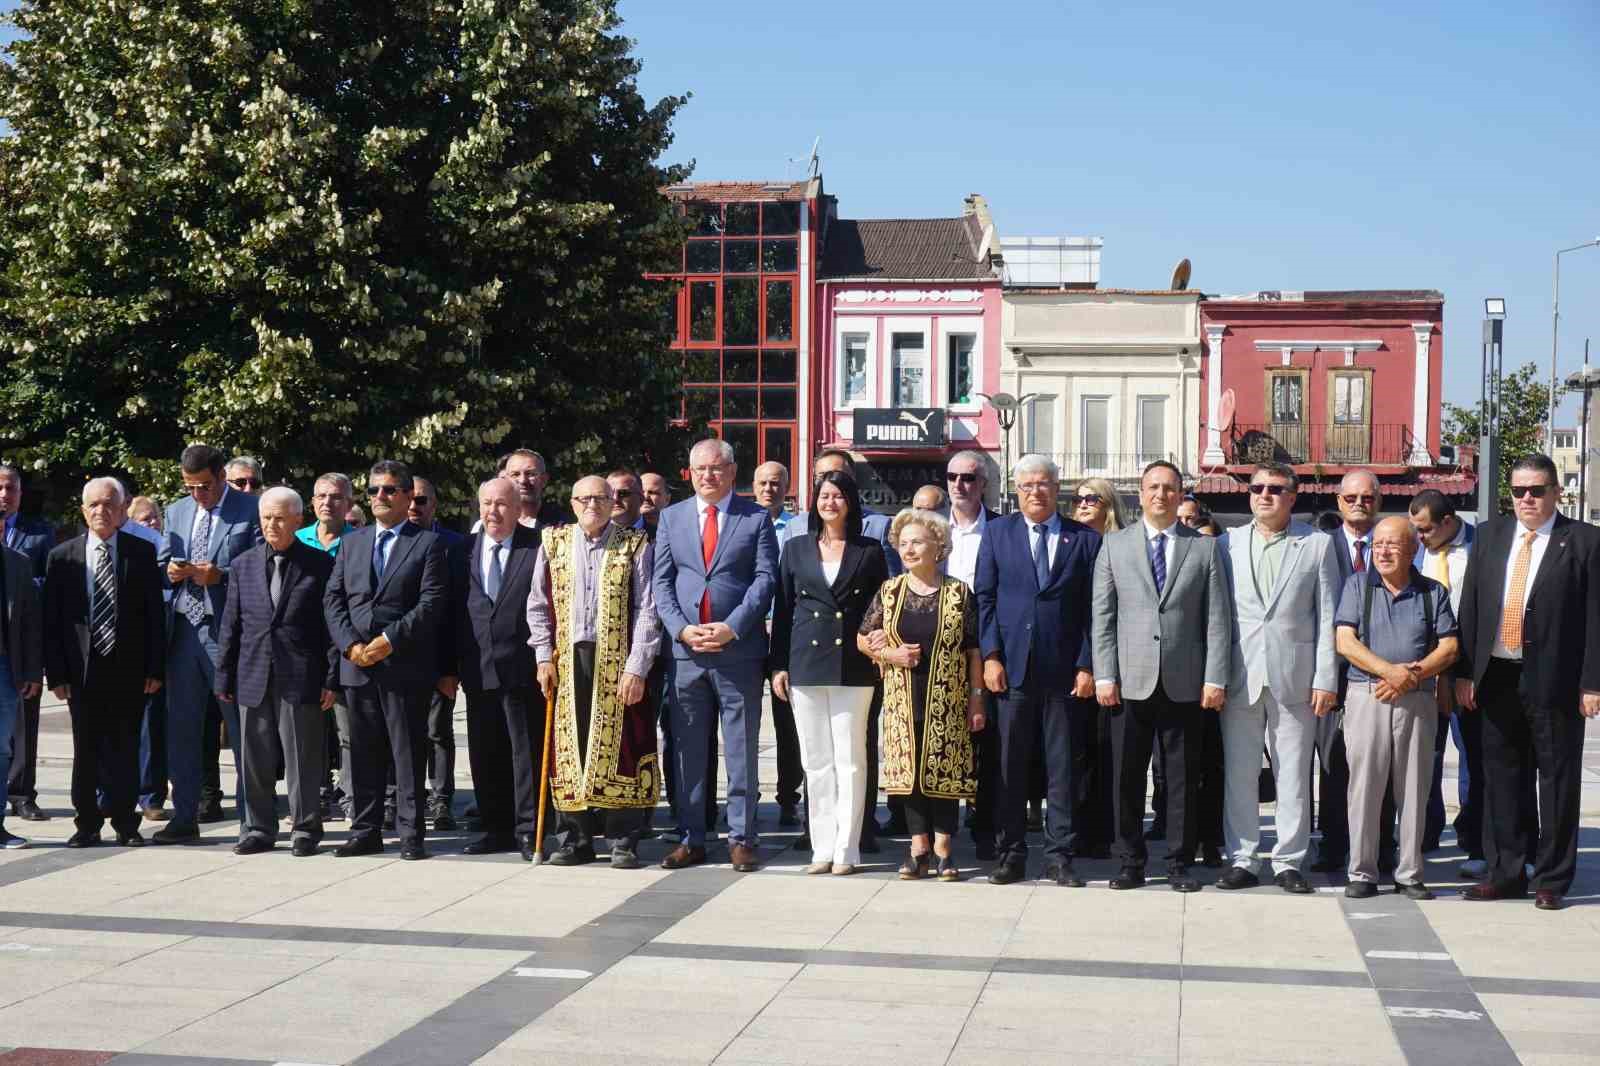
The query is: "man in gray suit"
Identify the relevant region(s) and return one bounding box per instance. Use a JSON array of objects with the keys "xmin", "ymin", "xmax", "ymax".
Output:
[
  {"xmin": 1213, "ymin": 463, "xmax": 1338, "ymax": 894},
  {"xmin": 1093, "ymin": 460, "xmax": 1231, "ymax": 892}
]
